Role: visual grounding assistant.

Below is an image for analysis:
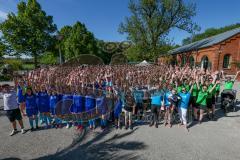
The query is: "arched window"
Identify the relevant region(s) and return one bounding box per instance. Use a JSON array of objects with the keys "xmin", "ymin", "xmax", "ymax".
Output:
[
  {"xmin": 201, "ymin": 56, "xmax": 209, "ymax": 70},
  {"xmin": 181, "ymin": 55, "xmax": 187, "ymax": 67},
  {"xmin": 189, "ymin": 56, "xmax": 195, "ymax": 67},
  {"xmin": 223, "ymin": 54, "xmax": 231, "ymax": 69}
]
